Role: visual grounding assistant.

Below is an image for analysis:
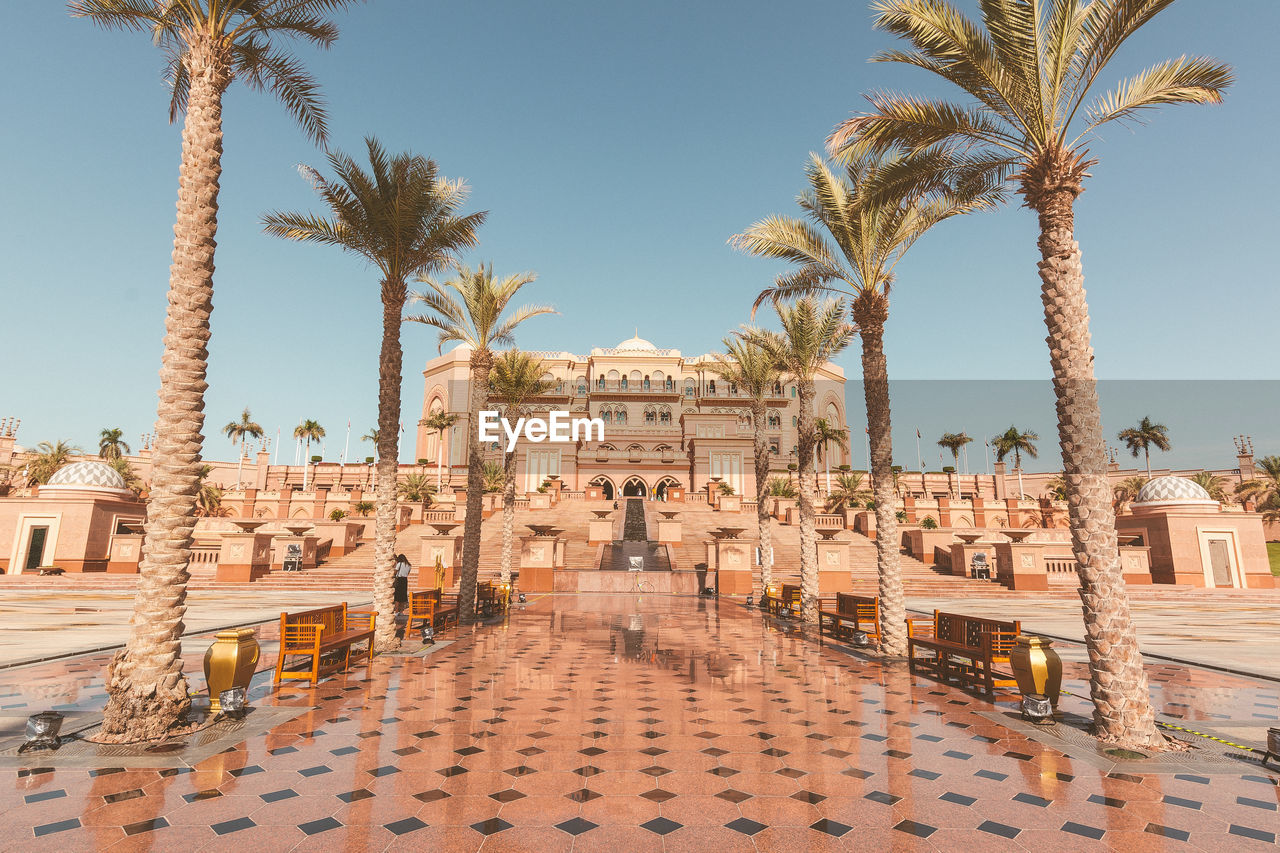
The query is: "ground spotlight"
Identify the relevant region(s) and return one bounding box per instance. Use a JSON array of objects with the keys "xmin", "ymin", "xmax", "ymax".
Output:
[
  {"xmin": 422, "ymin": 624, "xmax": 435, "ymax": 644},
  {"xmin": 18, "ymin": 711, "xmax": 64, "ymax": 754},
  {"xmin": 1020, "ymin": 694, "xmax": 1054, "ymax": 723},
  {"xmin": 518, "ymin": 593, "xmax": 527, "ymax": 603},
  {"xmin": 1265, "ymin": 727, "xmax": 1280, "ymax": 769},
  {"xmin": 851, "ymin": 631, "xmax": 870, "ymax": 648},
  {"xmin": 218, "ymin": 687, "xmax": 248, "ymax": 720},
  {"xmin": 745, "ymin": 594, "xmax": 754, "ymax": 607}
]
